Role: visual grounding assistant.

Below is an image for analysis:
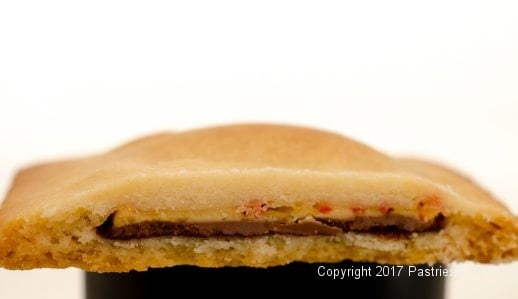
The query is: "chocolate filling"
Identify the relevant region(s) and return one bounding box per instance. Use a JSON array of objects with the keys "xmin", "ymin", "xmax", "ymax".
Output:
[{"xmin": 97, "ymin": 213, "xmax": 445, "ymax": 240}]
